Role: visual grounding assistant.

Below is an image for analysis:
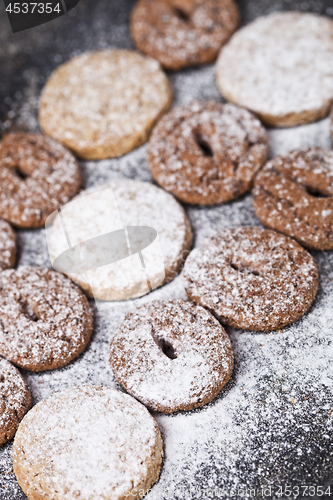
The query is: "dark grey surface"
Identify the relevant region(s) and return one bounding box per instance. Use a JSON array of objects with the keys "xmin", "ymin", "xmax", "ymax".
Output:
[{"xmin": 0, "ymin": 1, "xmax": 333, "ymax": 499}]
